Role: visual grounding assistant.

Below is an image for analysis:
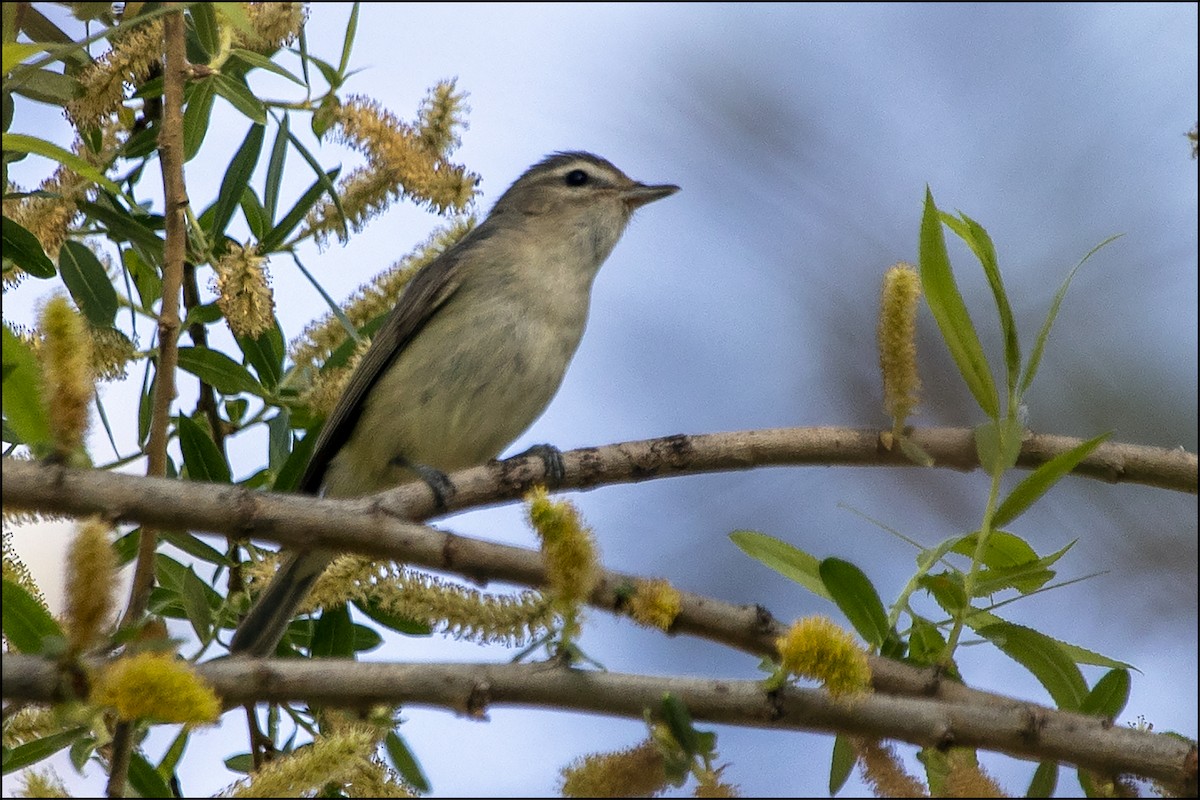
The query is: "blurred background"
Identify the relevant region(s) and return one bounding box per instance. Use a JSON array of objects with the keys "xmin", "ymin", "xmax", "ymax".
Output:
[{"xmin": 7, "ymin": 3, "xmax": 1196, "ymax": 797}]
